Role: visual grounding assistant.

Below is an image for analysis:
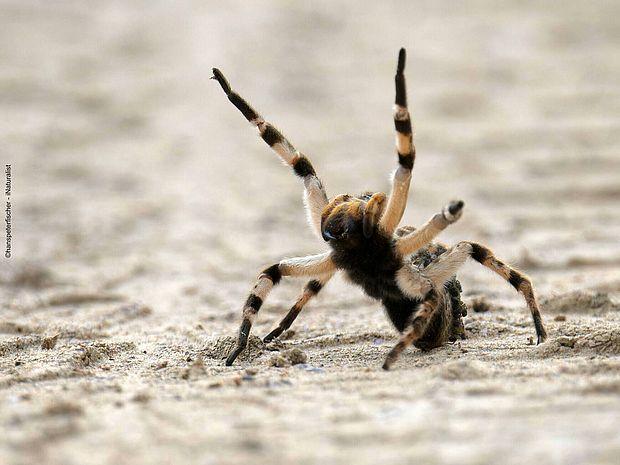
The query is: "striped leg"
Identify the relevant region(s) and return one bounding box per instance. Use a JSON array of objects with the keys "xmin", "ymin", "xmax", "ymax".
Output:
[
  {"xmin": 421, "ymin": 241, "xmax": 548, "ymax": 344},
  {"xmin": 263, "ymin": 272, "xmax": 334, "ymax": 343},
  {"xmin": 395, "ymin": 200, "xmax": 464, "ymax": 256},
  {"xmin": 380, "ymin": 48, "xmax": 415, "ymax": 234},
  {"xmin": 383, "ymin": 288, "xmax": 441, "ymax": 370},
  {"xmin": 212, "ymin": 68, "xmax": 328, "ymax": 238},
  {"xmin": 226, "ymin": 252, "xmax": 335, "ymax": 366}
]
